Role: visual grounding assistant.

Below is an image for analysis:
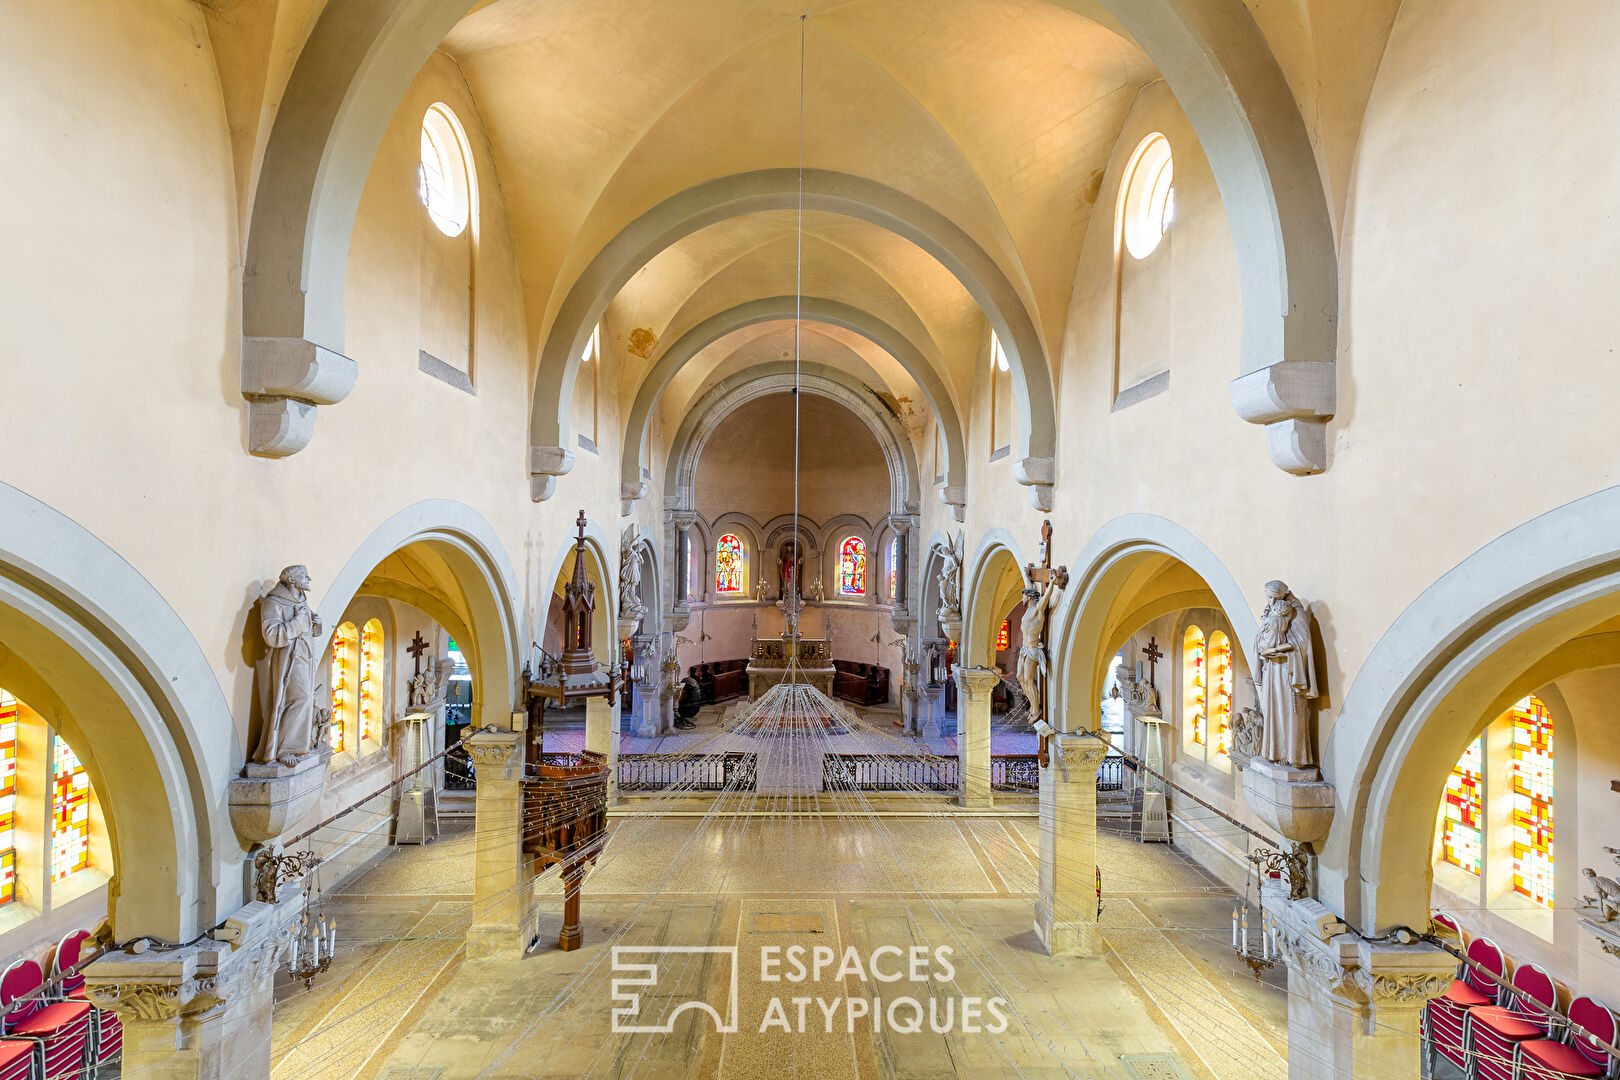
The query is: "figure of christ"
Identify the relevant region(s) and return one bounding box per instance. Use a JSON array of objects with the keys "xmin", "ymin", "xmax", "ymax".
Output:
[{"xmin": 1015, "ymin": 576, "xmax": 1062, "ymax": 724}]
